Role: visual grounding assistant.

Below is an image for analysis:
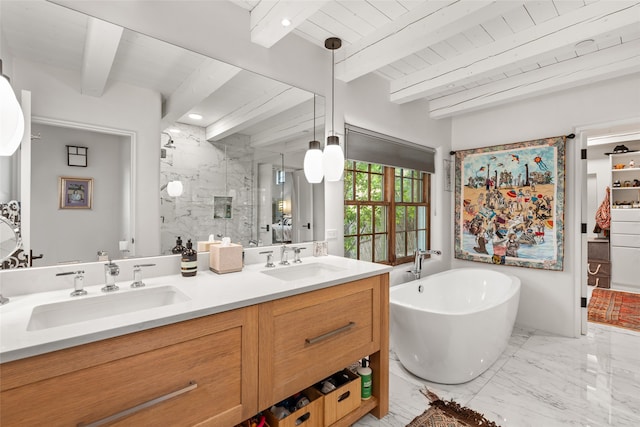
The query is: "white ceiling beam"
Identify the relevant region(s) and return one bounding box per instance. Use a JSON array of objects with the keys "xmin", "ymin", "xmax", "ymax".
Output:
[
  {"xmin": 335, "ymin": 1, "xmax": 525, "ymax": 82},
  {"xmin": 160, "ymin": 60, "xmax": 241, "ymax": 130},
  {"xmin": 250, "ymin": 111, "xmax": 313, "ymax": 147},
  {"xmin": 250, "ymin": 0, "xmax": 329, "ymax": 48},
  {"xmin": 428, "ymin": 39, "xmax": 640, "ymax": 118},
  {"xmin": 80, "ymin": 17, "xmax": 123, "ymax": 97},
  {"xmin": 391, "ymin": 1, "xmax": 640, "ymax": 104},
  {"xmin": 206, "ymin": 88, "xmax": 312, "ymax": 141}
]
